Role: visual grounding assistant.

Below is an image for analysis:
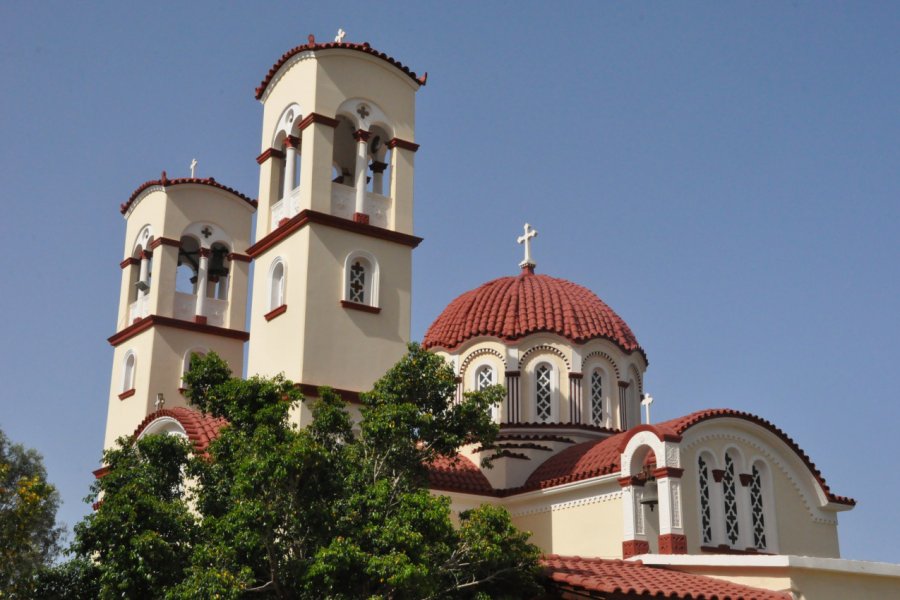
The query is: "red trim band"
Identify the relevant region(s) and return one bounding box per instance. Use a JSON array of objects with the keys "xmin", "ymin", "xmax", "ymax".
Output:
[
  {"xmin": 652, "ymin": 466, "xmax": 685, "ymax": 479},
  {"xmin": 118, "ymin": 388, "xmax": 136, "ymax": 400},
  {"xmin": 150, "ymin": 237, "xmax": 181, "ymax": 250},
  {"xmin": 246, "ymin": 209, "xmax": 423, "ymax": 257},
  {"xmin": 387, "ymin": 138, "xmax": 419, "ymax": 152},
  {"xmin": 120, "ymin": 257, "xmax": 140, "ymax": 269},
  {"xmin": 228, "ymin": 252, "xmax": 252, "ymax": 263},
  {"xmin": 256, "ymin": 148, "xmax": 285, "ymax": 164},
  {"xmin": 296, "ymin": 383, "xmax": 361, "ymax": 404},
  {"xmin": 108, "ymin": 315, "xmax": 250, "ymax": 347},
  {"xmin": 298, "ymin": 112, "xmax": 340, "ymax": 131}
]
